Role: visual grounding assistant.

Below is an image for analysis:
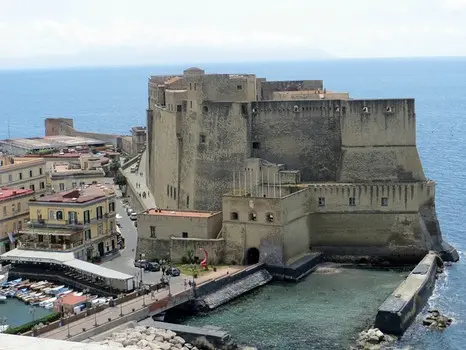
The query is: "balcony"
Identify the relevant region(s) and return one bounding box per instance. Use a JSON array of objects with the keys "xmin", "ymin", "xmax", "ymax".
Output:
[{"xmin": 18, "ymin": 240, "xmax": 85, "ymax": 251}]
